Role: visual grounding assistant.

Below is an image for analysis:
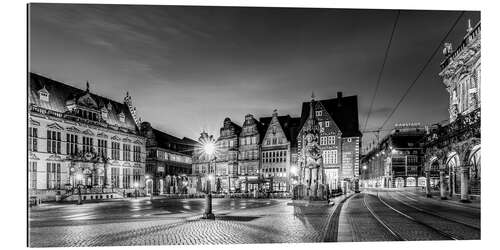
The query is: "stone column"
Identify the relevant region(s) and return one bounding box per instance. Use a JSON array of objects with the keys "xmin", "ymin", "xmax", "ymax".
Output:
[
  {"xmin": 425, "ymin": 169, "xmax": 432, "ymax": 198},
  {"xmin": 449, "ymin": 171, "xmax": 454, "ymax": 198},
  {"xmin": 460, "ymin": 165, "xmax": 470, "ymax": 202},
  {"xmin": 439, "ymin": 169, "xmax": 447, "ymax": 199}
]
